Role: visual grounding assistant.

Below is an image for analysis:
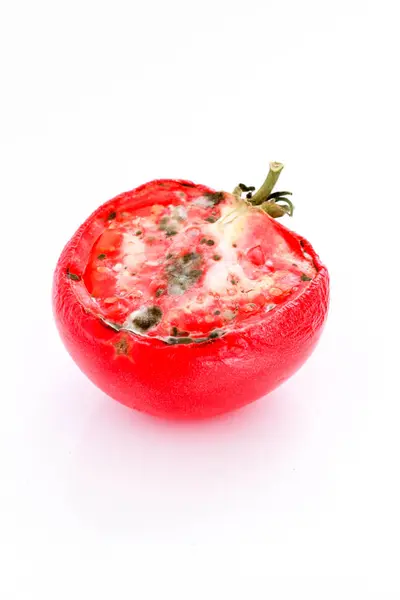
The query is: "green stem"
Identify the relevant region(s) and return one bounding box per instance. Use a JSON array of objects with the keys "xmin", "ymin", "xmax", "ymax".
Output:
[{"xmin": 249, "ymin": 162, "xmax": 284, "ymax": 205}]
